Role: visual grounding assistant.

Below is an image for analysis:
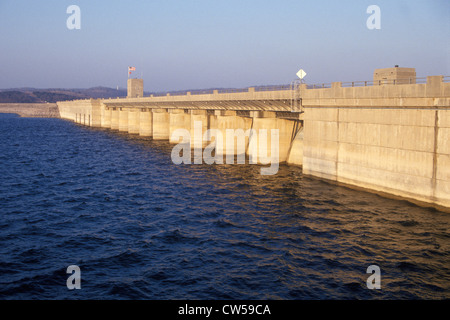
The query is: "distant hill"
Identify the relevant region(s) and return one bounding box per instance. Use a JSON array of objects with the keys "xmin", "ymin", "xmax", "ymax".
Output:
[
  {"xmin": 0, "ymin": 84, "xmax": 289, "ymax": 103},
  {"xmin": 66, "ymin": 86, "xmax": 129, "ymax": 99},
  {"xmin": 0, "ymin": 87, "xmax": 130, "ymax": 103},
  {"xmin": 0, "ymin": 91, "xmax": 42, "ymax": 103}
]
